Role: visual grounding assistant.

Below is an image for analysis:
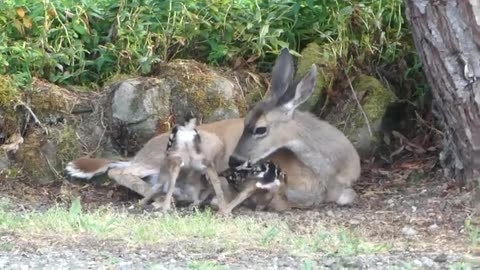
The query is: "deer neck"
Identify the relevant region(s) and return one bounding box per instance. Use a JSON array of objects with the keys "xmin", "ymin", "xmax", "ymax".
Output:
[{"xmin": 283, "ymin": 111, "xmax": 325, "ymax": 176}]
